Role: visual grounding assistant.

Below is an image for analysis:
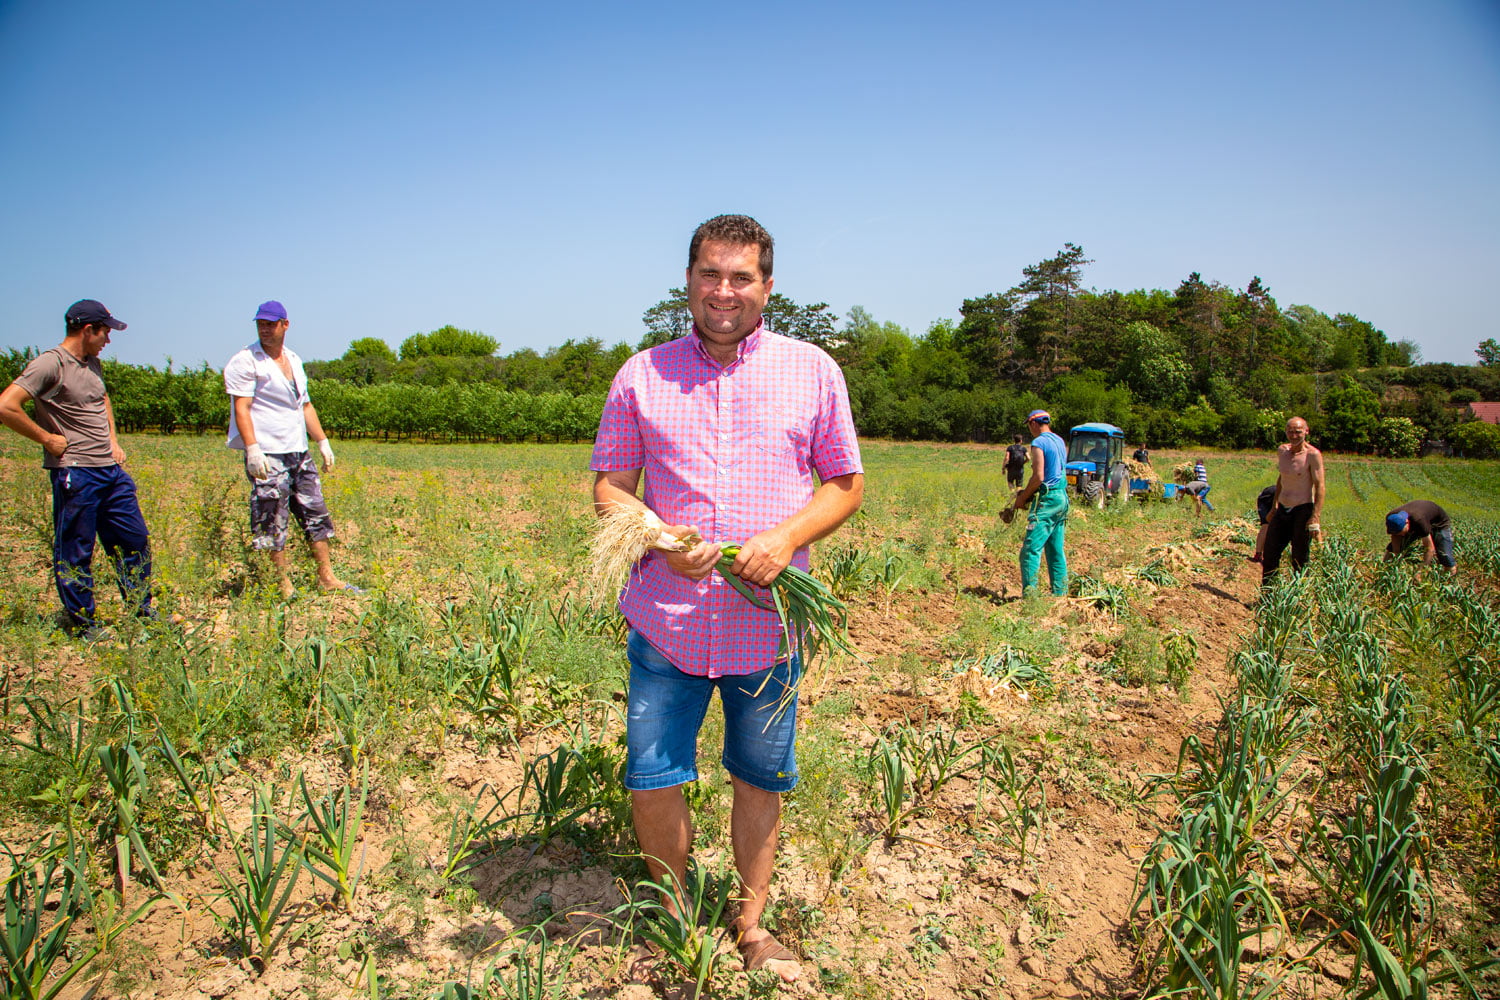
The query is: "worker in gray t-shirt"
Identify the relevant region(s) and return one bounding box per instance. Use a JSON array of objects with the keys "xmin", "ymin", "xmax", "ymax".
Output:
[{"xmin": 0, "ymin": 300, "xmax": 155, "ymax": 638}]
